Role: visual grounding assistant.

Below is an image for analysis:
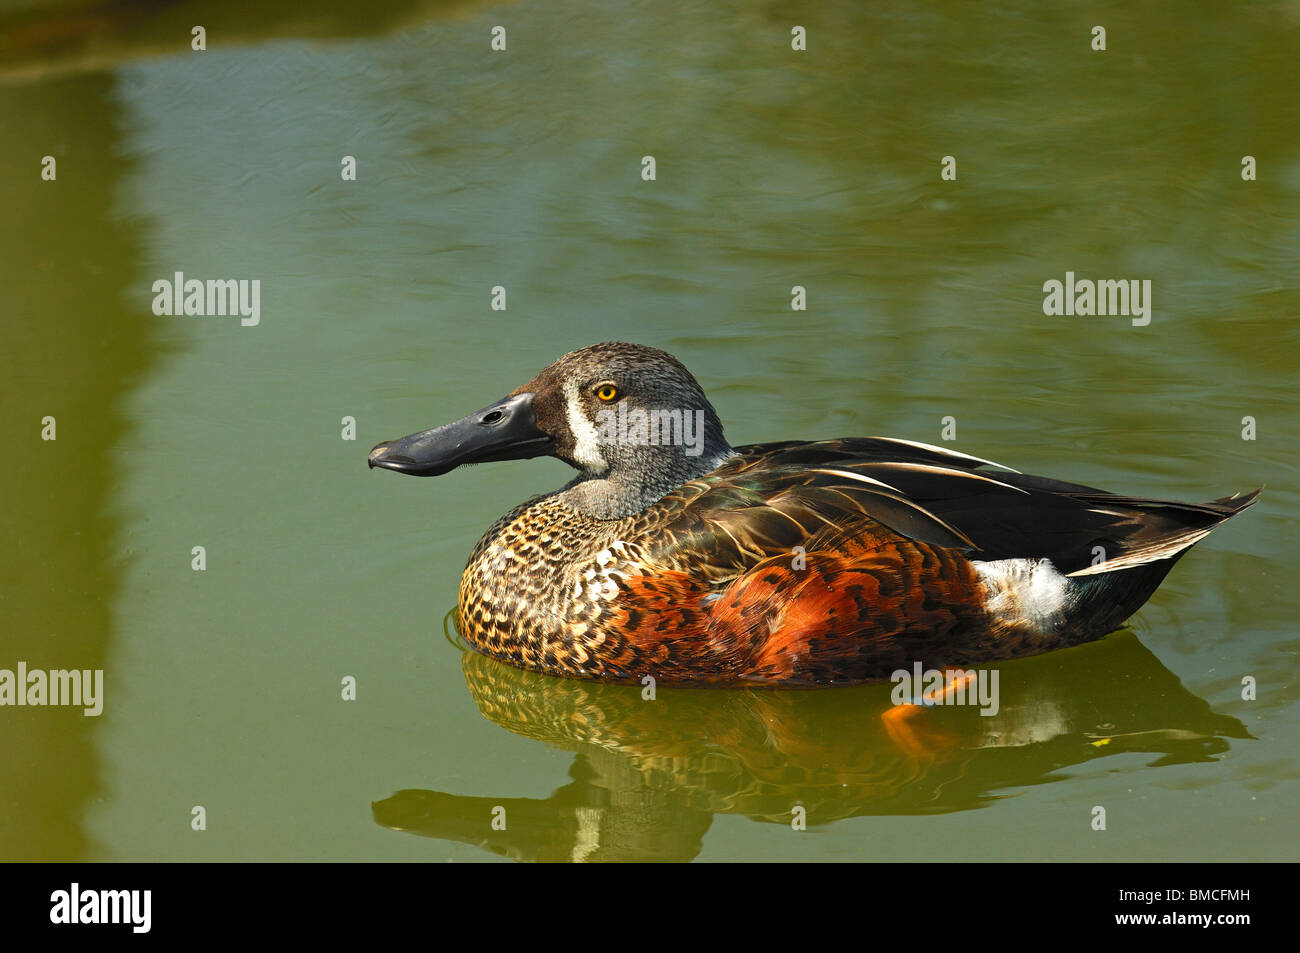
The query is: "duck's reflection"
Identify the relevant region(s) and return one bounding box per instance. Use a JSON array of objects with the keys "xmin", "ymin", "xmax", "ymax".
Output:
[{"xmin": 373, "ymin": 630, "xmax": 1249, "ymax": 862}]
